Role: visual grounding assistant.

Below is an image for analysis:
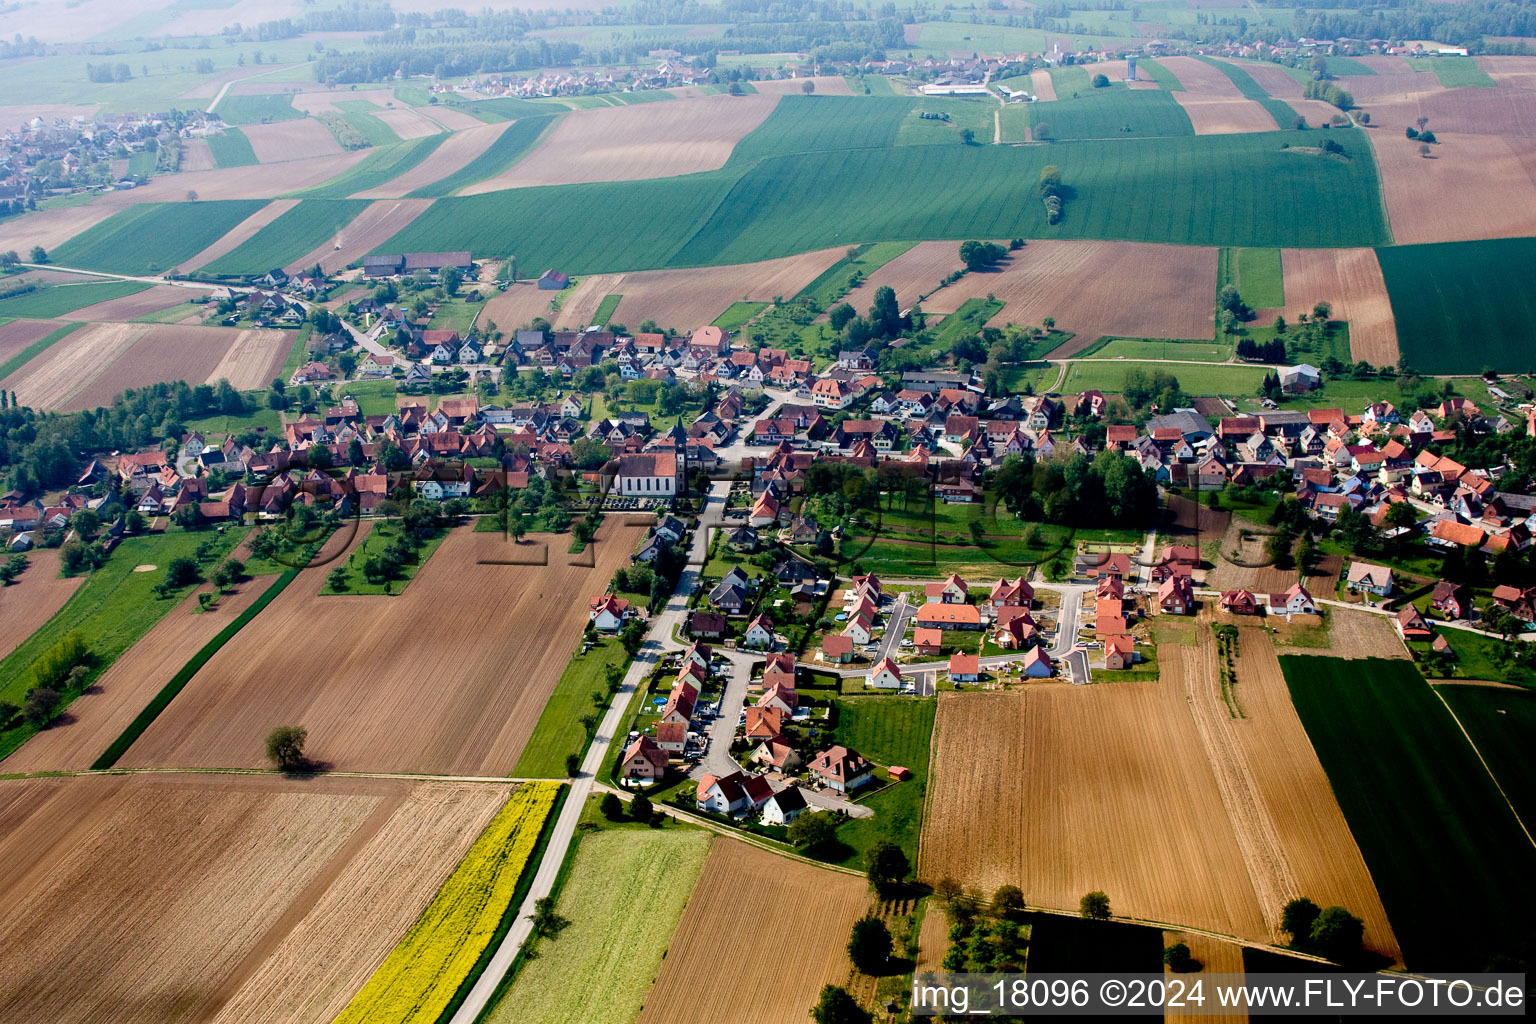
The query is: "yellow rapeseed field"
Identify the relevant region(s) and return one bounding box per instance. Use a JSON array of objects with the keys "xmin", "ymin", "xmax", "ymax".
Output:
[{"xmin": 332, "ymin": 781, "xmax": 560, "ymax": 1024}]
